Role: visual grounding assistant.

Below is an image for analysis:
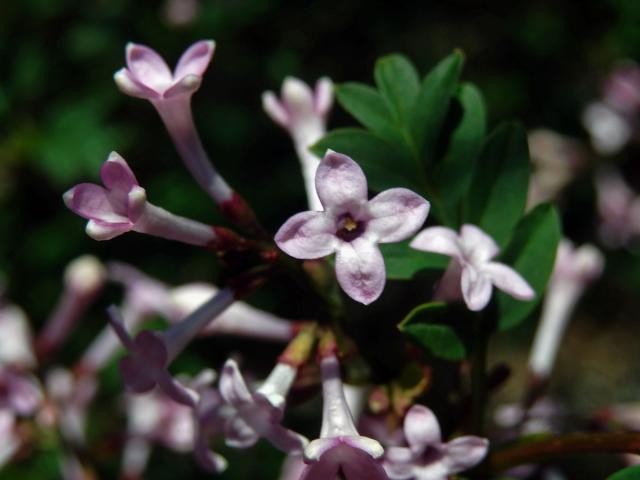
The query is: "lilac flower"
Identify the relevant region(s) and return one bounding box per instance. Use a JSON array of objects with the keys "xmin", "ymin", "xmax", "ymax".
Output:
[
  {"xmin": 114, "ymin": 41, "xmax": 240, "ymax": 213},
  {"xmin": 36, "ymin": 255, "xmax": 106, "ymax": 359},
  {"xmin": 0, "ymin": 303, "xmax": 36, "ymax": 369},
  {"xmin": 109, "ymin": 288, "xmax": 235, "ymax": 407},
  {"xmin": 0, "ymin": 411, "xmax": 19, "ymax": 467},
  {"xmin": 410, "ymin": 224, "xmax": 534, "ymax": 311},
  {"xmin": 64, "ymin": 152, "xmax": 223, "ymax": 246},
  {"xmin": 383, "ymin": 405, "xmax": 488, "ymax": 480},
  {"xmin": 275, "ymin": 150, "xmax": 429, "ymax": 305},
  {"xmin": 528, "ymin": 240, "xmax": 604, "ymax": 380},
  {"xmin": 582, "ymin": 101, "xmax": 633, "ymax": 155},
  {"xmin": 595, "ymin": 169, "xmax": 640, "ymax": 247},
  {"xmin": 0, "ymin": 369, "xmax": 42, "ymax": 417},
  {"xmin": 218, "ymin": 359, "xmax": 308, "ymax": 453},
  {"xmin": 602, "ymin": 63, "xmax": 640, "ymax": 116},
  {"xmin": 263, "ymin": 77, "xmax": 334, "ymax": 210},
  {"xmin": 301, "ymin": 355, "xmax": 388, "ymax": 480},
  {"xmin": 192, "ymin": 386, "xmax": 229, "ymax": 473}
]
